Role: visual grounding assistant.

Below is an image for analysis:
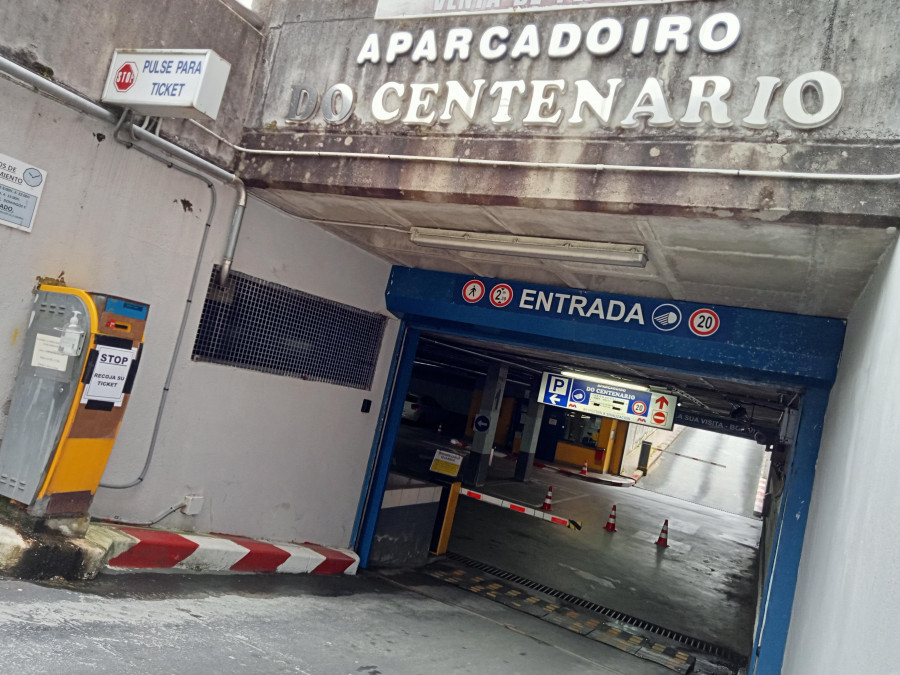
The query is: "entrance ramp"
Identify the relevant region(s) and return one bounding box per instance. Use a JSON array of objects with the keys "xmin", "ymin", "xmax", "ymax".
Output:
[{"xmin": 428, "ymin": 553, "xmax": 746, "ymax": 675}]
